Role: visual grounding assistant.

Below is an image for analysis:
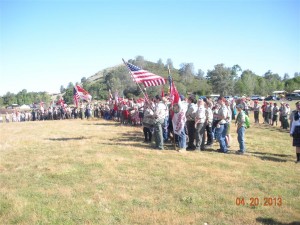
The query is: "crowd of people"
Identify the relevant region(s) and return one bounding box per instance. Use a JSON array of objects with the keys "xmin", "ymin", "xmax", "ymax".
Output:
[{"xmin": 1, "ymin": 95, "xmax": 299, "ymax": 163}]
